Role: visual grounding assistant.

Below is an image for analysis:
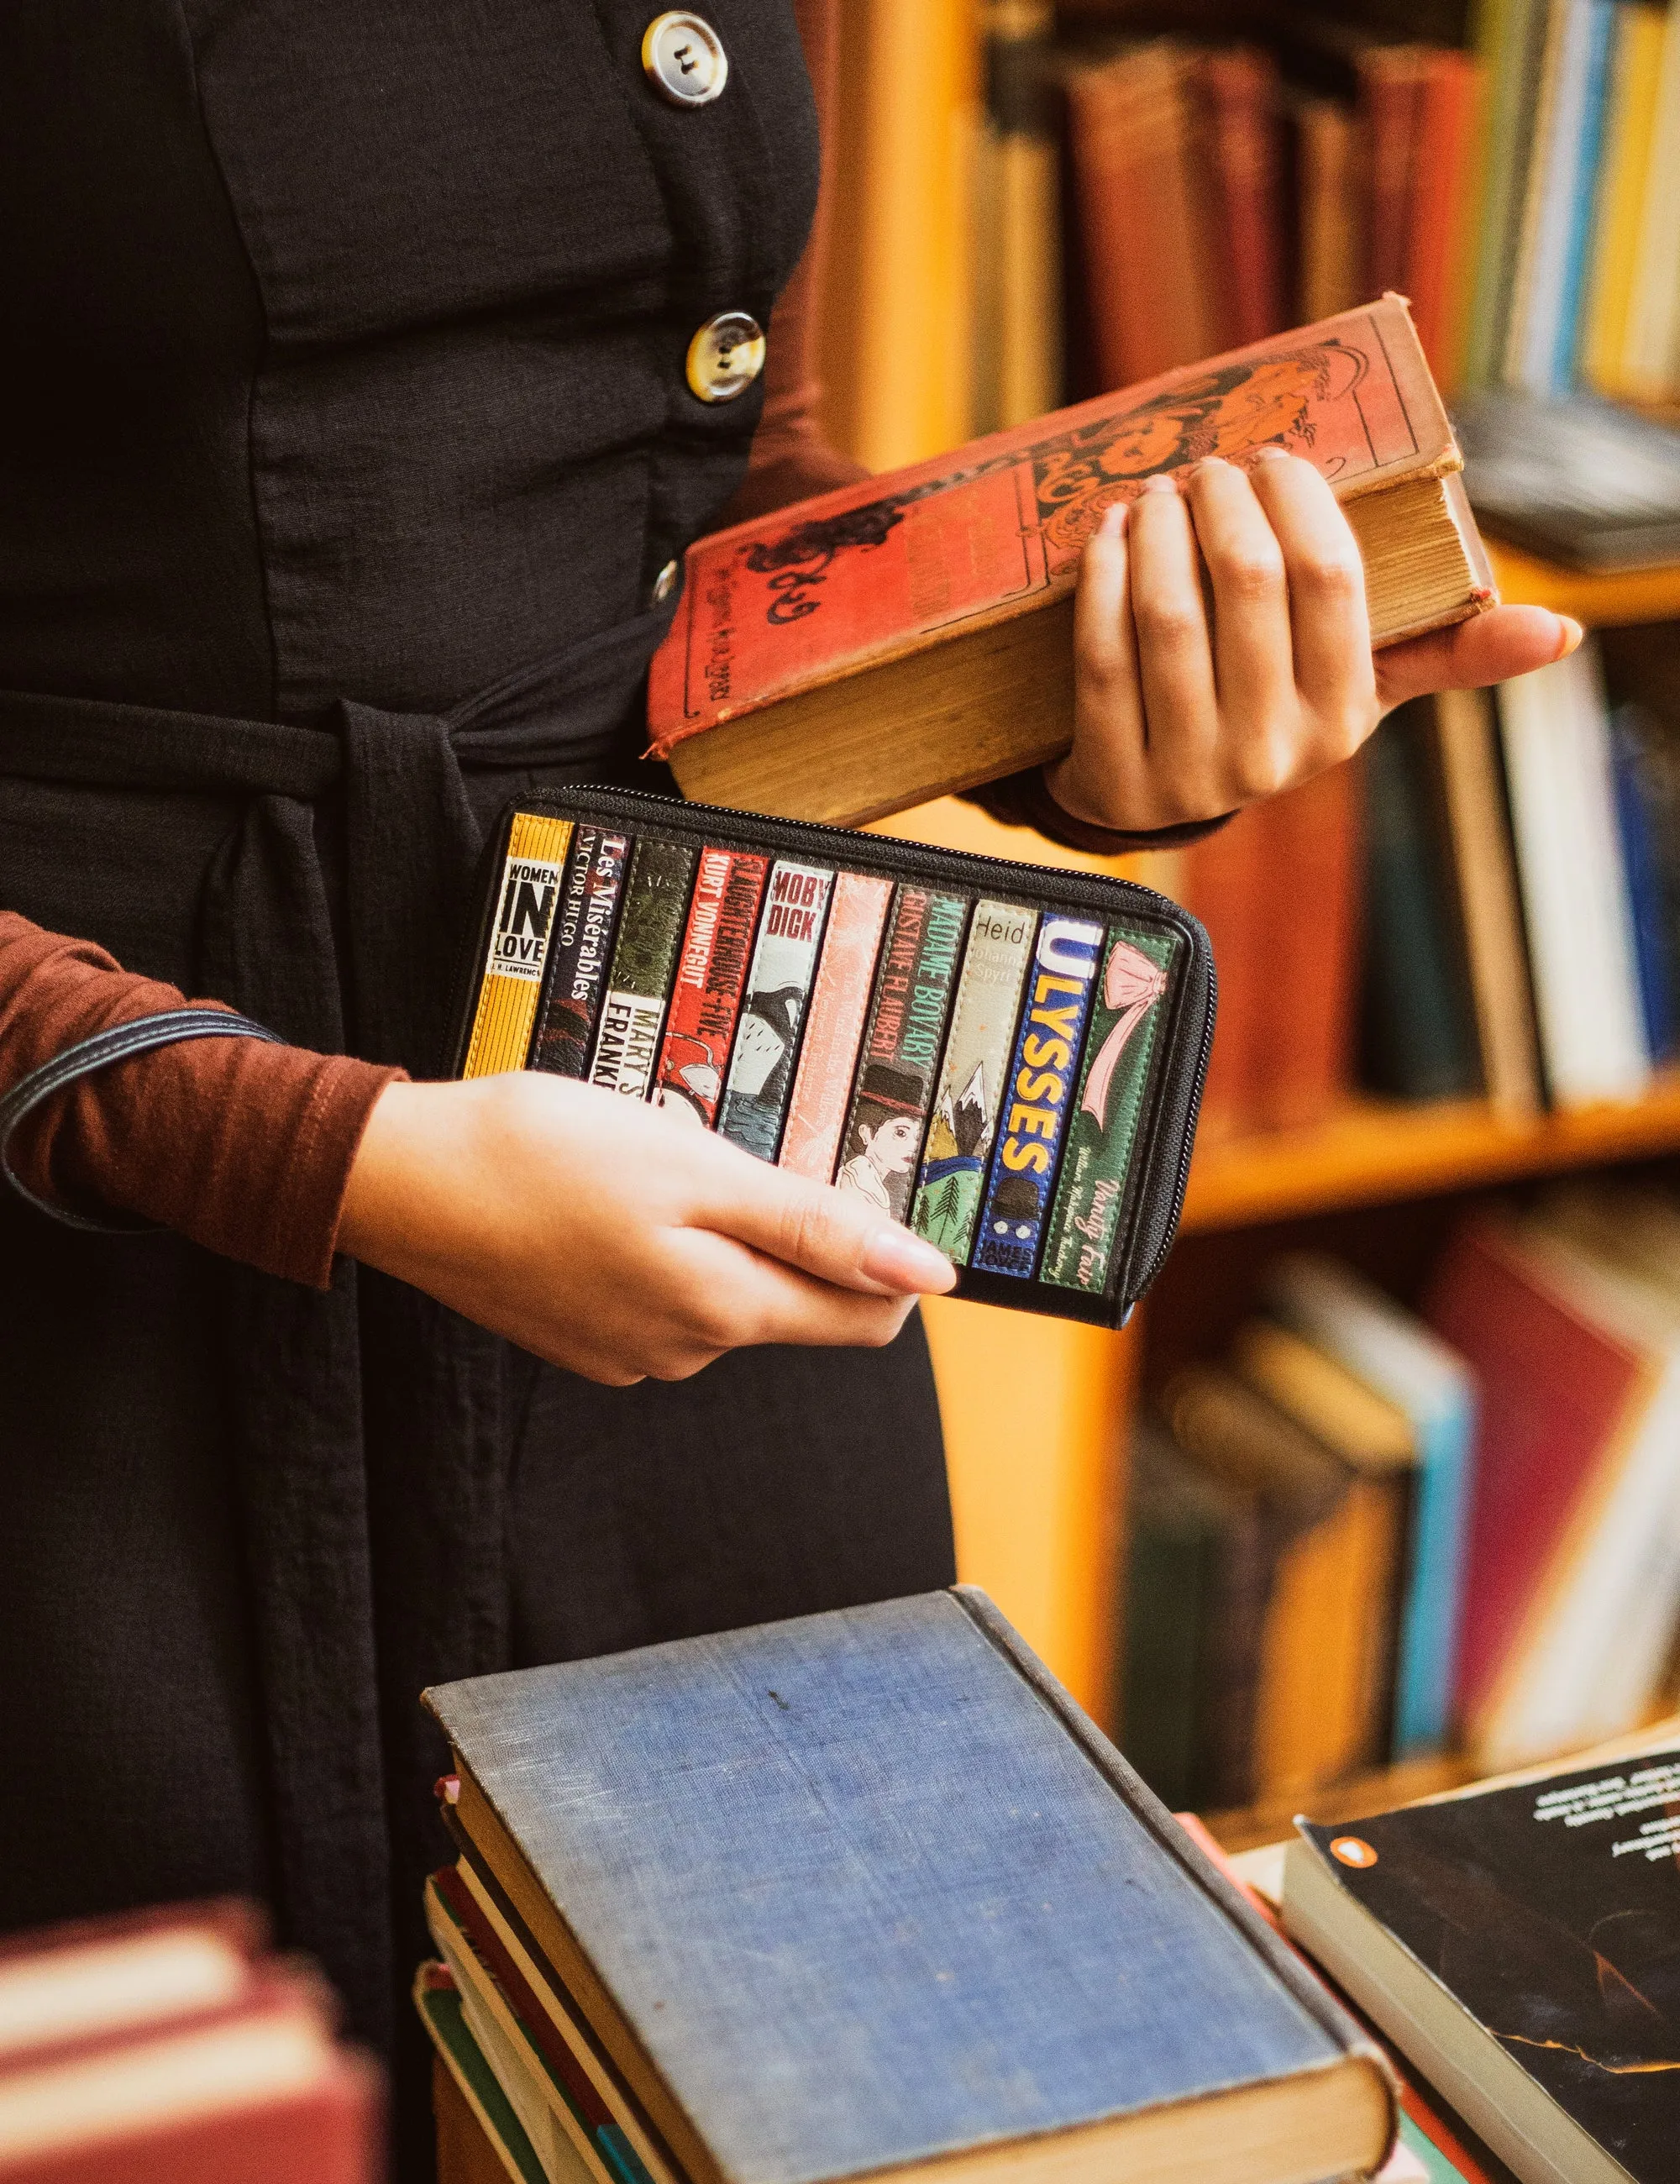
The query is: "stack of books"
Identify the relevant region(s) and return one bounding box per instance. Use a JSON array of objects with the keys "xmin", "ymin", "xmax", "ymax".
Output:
[
  {"xmin": 417, "ymin": 1588, "xmax": 1400, "ymax": 2184},
  {"xmin": 0, "ymin": 1899, "xmax": 377, "ymax": 2181},
  {"xmin": 1278, "ymin": 1730, "xmax": 1680, "ymax": 2184},
  {"xmin": 1122, "ymin": 1183, "xmax": 1680, "ymax": 1807}
]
